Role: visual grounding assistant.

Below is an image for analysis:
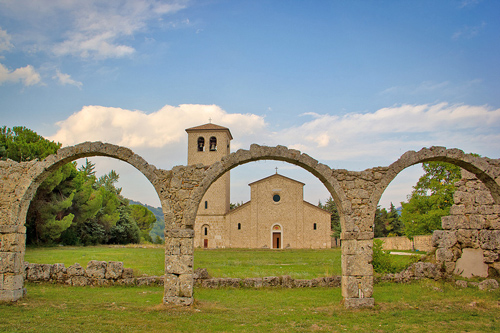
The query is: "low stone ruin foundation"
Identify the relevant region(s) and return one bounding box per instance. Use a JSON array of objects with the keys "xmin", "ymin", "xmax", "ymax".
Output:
[{"xmin": 433, "ymin": 170, "xmax": 500, "ymax": 278}]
